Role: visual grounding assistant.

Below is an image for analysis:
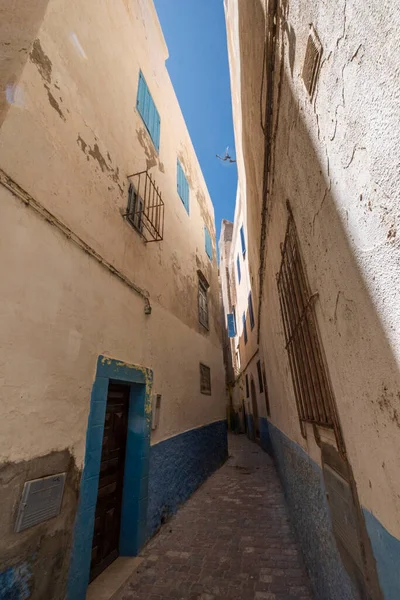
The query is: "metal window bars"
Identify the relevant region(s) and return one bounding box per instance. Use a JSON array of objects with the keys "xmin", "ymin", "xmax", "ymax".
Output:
[
  {"xmin": 125, "ymin": 170, "xmax": 164, "ymax": 242},
  {"xmin": 198, "ymin": 278, "xmax": 209, "ymax": 329},
  {"xmin": 277, "ymin": 204, "xmax": 342, "ymax": 446}
]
